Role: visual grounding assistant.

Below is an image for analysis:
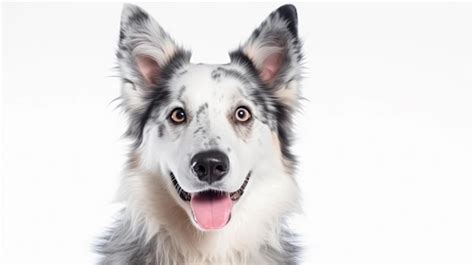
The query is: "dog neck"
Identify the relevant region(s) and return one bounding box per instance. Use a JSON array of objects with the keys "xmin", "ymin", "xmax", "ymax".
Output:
[{"xmin": 102, "ymin": 167, "xmax": 299, "ymax": 265}]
